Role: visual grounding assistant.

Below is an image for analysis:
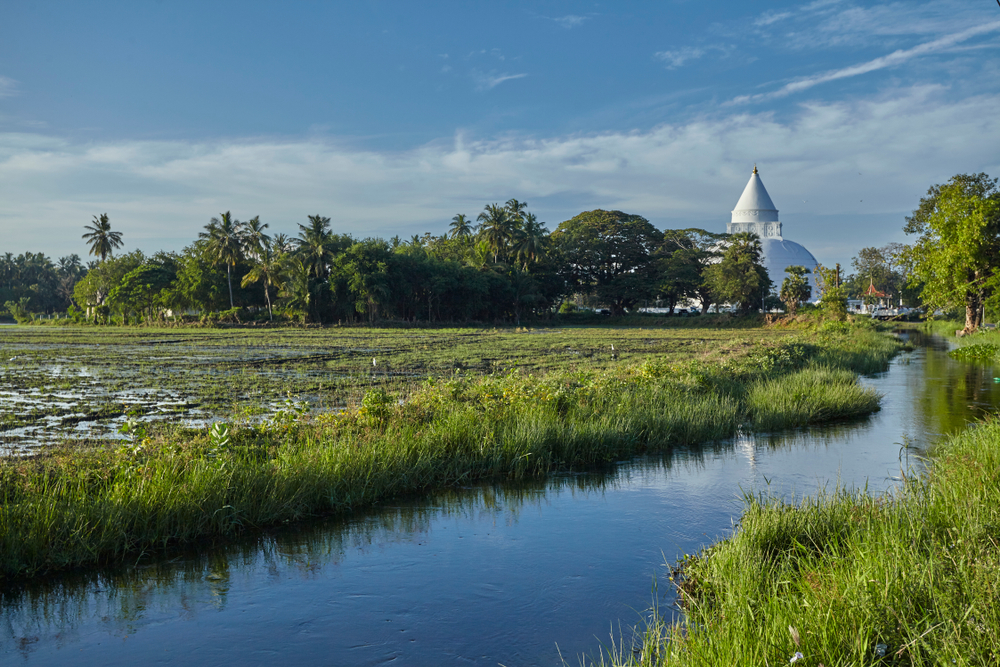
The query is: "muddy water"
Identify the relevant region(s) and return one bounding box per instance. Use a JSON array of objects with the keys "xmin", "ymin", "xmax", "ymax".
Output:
[{"xmin": 3, "ymin": 332, "xmax": 999, "ymax": 667}]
